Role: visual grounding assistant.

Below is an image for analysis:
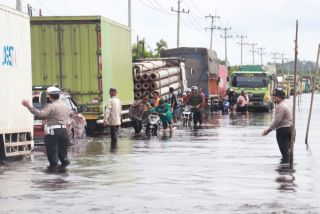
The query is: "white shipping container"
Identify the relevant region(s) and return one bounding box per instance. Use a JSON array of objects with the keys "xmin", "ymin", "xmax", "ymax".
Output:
[{"xmin": 0, "ymin": 4, "xmax": 33, "ymax": 157}]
